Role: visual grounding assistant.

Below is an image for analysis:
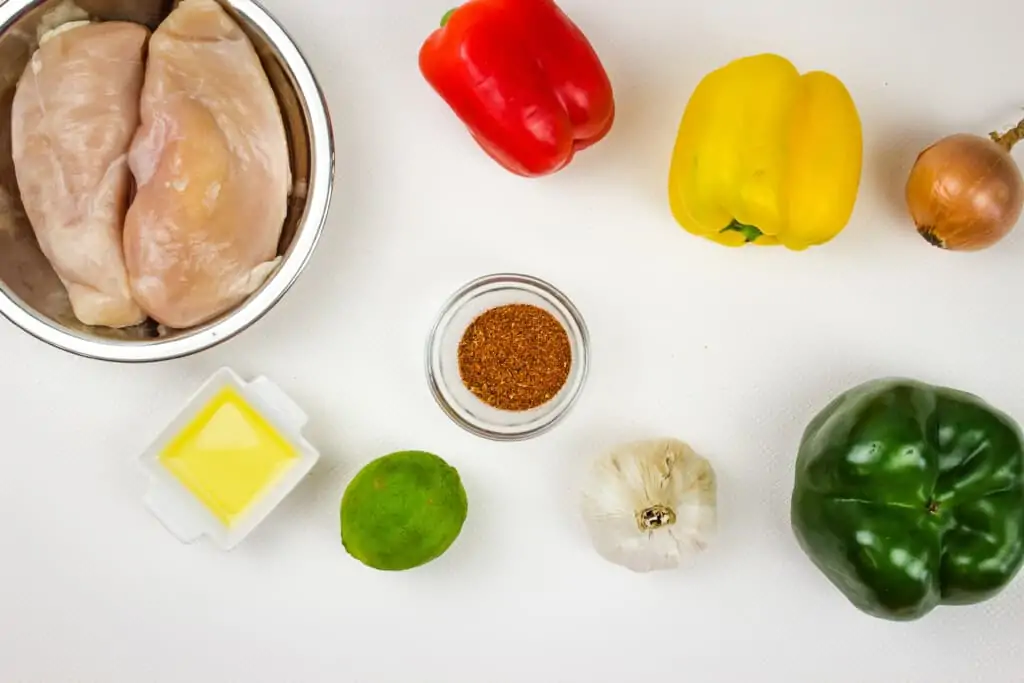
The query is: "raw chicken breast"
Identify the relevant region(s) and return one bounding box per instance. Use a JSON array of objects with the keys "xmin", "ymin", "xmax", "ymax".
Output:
[
  {"xmin": 124, "ymin": 0, "xmax": 291, "ymax": 329},
  {"xmin": 11, "ymin": 20, "xmax": 149, "ymax": 328}
]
